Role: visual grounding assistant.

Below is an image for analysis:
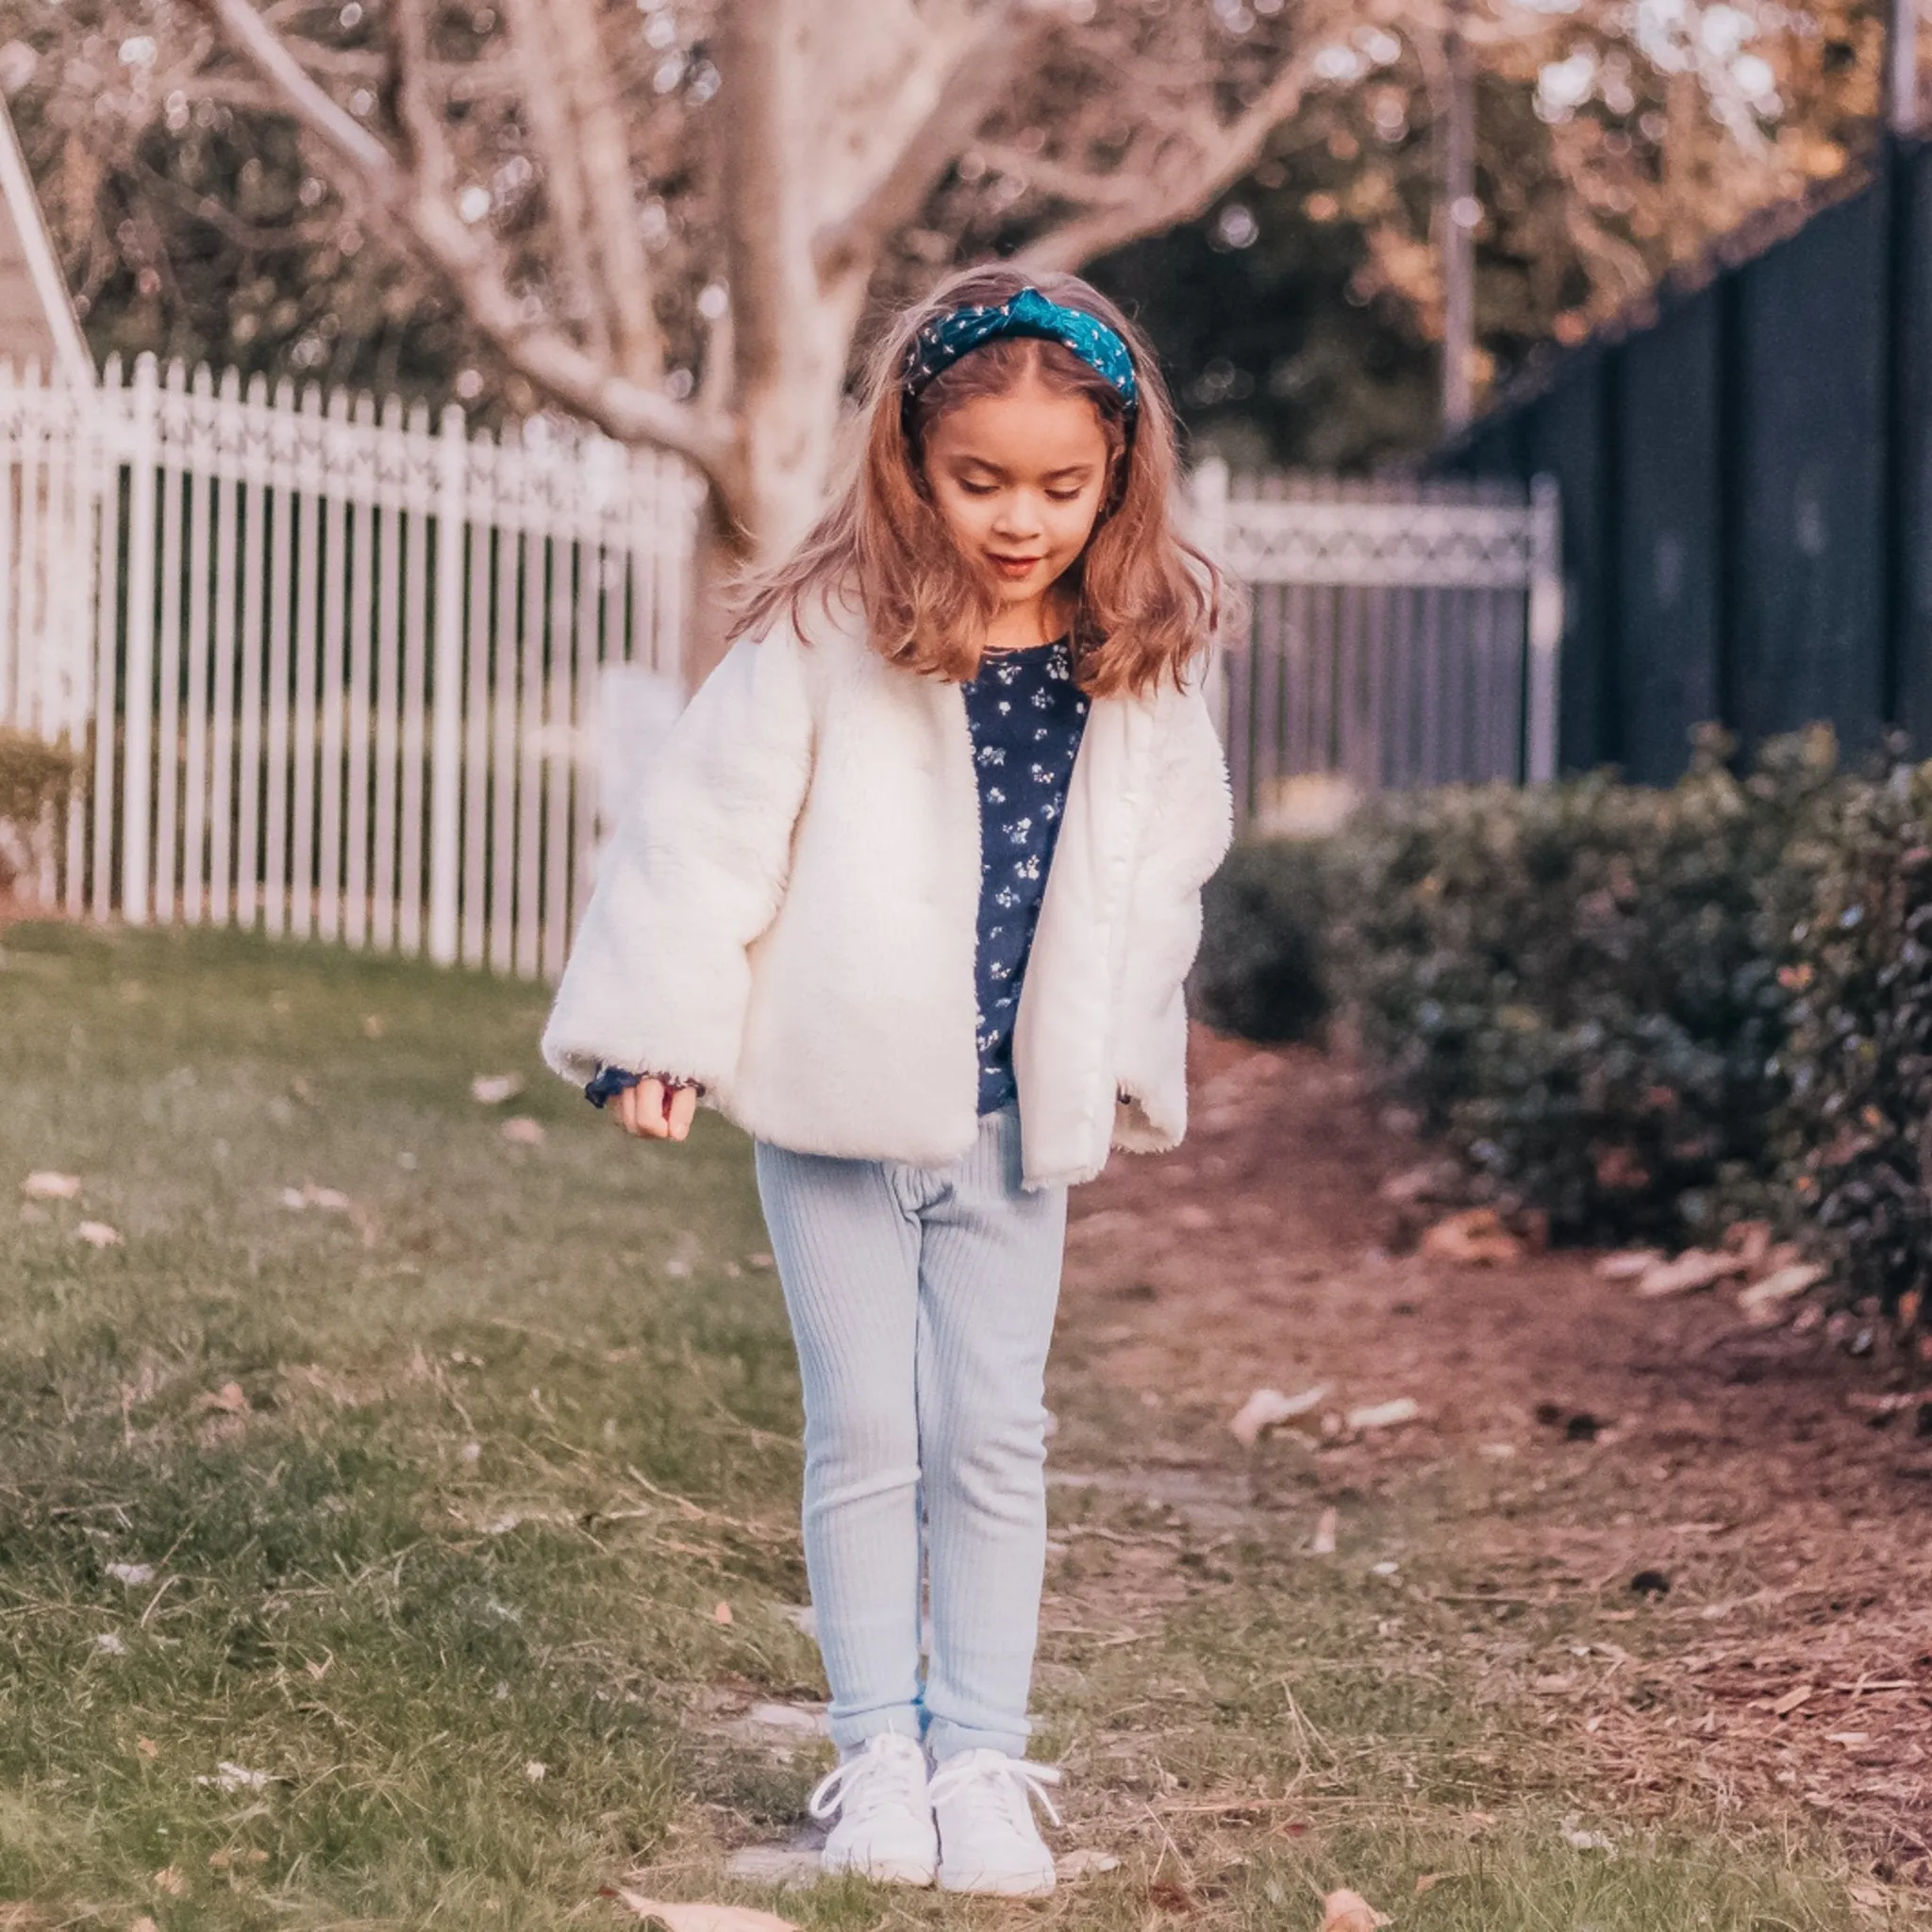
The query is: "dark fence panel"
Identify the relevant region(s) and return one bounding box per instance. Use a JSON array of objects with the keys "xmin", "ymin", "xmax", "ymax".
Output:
[
  {"xmin": 1897, "ymin": 146, "xmax": 1932, "ymax": 749},
  {"xmin": 1731, "ymin": 185, "xmax": 1890, "ymax": 752},
  {"xmin": 1519, "ymin": 348, "xmax": 1615, "ymax": 772},
  {"xmin": 1613, "ymin": 292, "xmax": 1722, "ymax": 783},
  {"xmin": 1442, "ymin": 137, "xmax": 1930, "ymax": 776}
]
